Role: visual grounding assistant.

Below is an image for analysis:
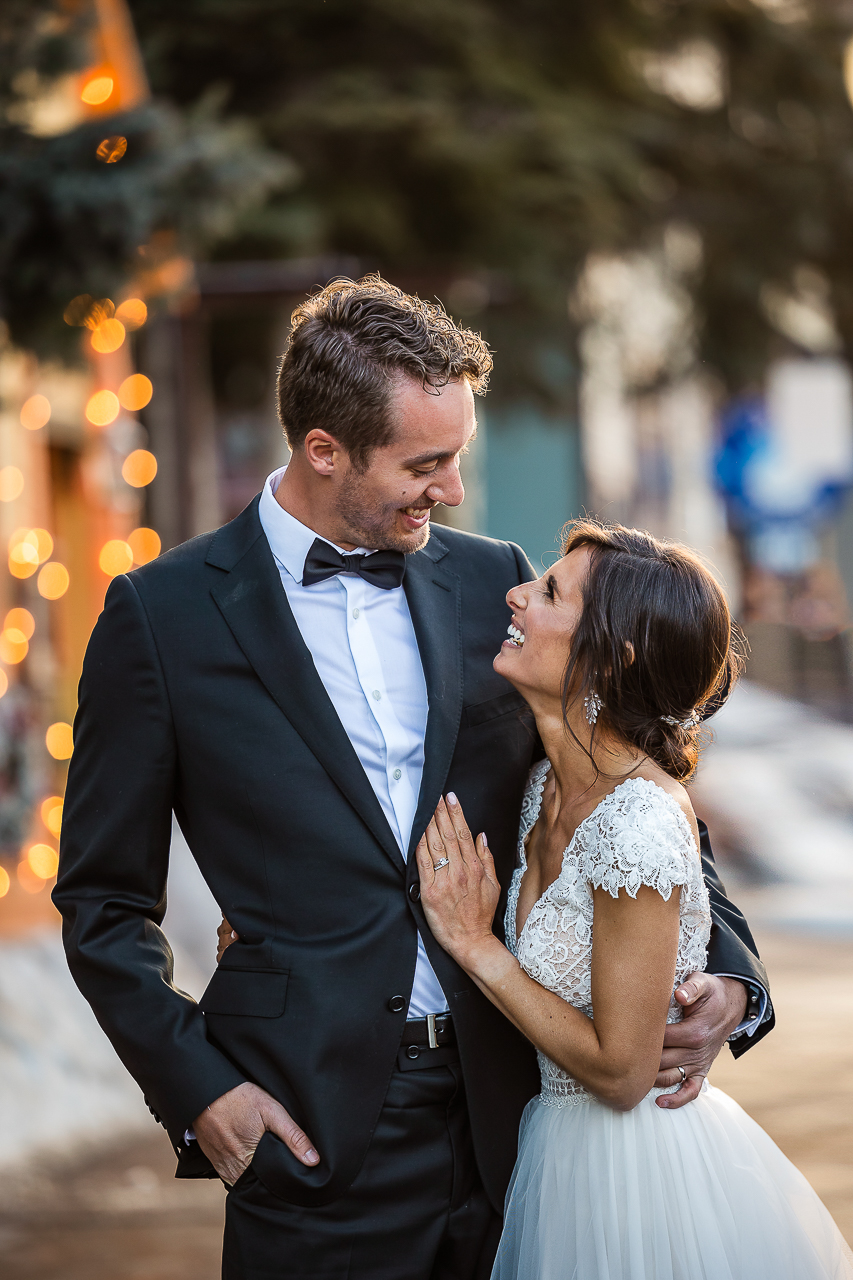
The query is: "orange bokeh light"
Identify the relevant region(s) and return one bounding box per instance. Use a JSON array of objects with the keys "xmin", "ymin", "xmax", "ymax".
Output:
[
  {"xmin": 41, "ymin": 796, "xmax": 63, "ymax": 839},
  {"xmin": 81, "ymin": 75, "xmax": 114, "ymax": 105},
  {"xmin": 96, "ymin": 135, "xmax": 127, "ymax": 163},
  {"xmin": 20, "ymin": 394, "xmax": 51, "ymax": 431},
  {"xmin": 118, "ymin": 374, "xmax": 153, "ymax": 411},
  {"xmin": 128, "ymin": 527, "xmax": 162, "ymax": 565},
  {"xmin": 116, "ymin": 298, "xmax": 147, "ymax": 330},
  {"xmin": 0, "ymin": 671, "xmax": 9, "ymax": 699},
  {"xmin": 17, "ymin": 859, "xmax": 45, "ymax": 893},
  {"xmin": 8, "ymin": 530, "xmax": 39, "ymax": 579},
  {"xmin": 5, "ymin": 609, "xmax": 34, "ymax": 640},
  {"xmin": 38, "ymin": 562, "xmax": 70, "ymax": 600},
  {"xmin": 85, "ymin": 390, "xmax": 120, "ymax": 427},
  {"xmin": 0, "ymin": 866, "xmax": 9, "ymax": 898},
  {"xmin": 99, "ymin": 539, "xmax": 133, "ymax": 577},
  {"xmin": 27, "ymin": 843, "xmax": 59, "ymax": 880},
  {"xmin": 121, "ymin": 449, "xmax": 158, "ymax": 488},
  {"xmin": 46, "ymin": 722, "xmax": 74, "ymax": 760},
  {"xmin": 33, "ymin": 529, "xmax": 52, "ymax": 562},
  {"xmin": 0, "ymin": 467, "xmax": 24, "ymax": 502},
  {"xmin": 90, "ymin": 318, "xmax": 126, "ymax": 354},
  {"xmin": 0, "ymin": 630, "xmax": 28, "ymax": 664}
]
